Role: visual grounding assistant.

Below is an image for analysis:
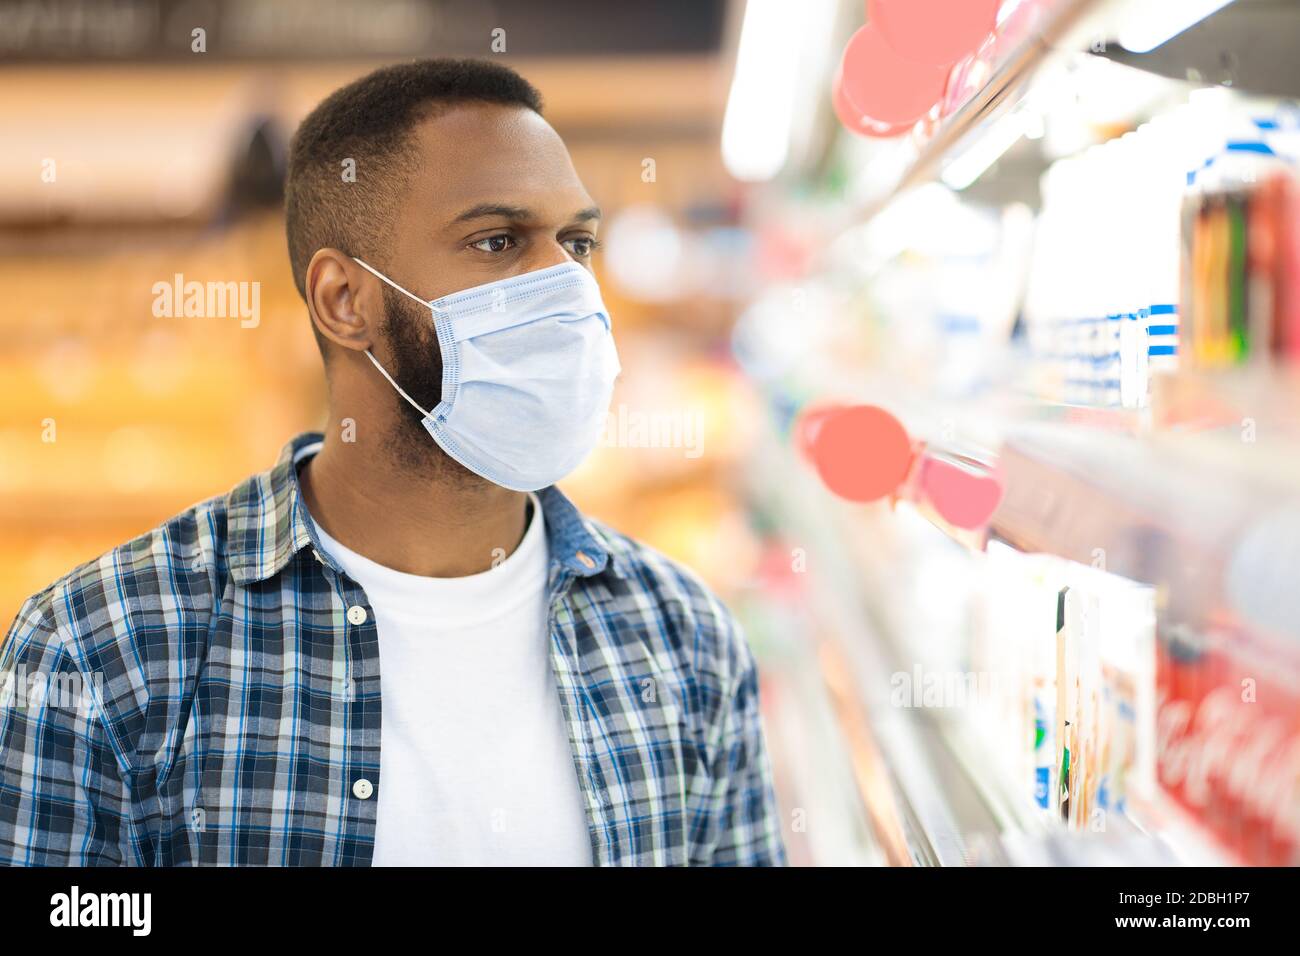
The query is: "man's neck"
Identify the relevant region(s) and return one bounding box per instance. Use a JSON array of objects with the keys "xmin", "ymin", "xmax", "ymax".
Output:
[{"xmin": 297, "ymin": 427, "xmax": 531, "ymax": 578}]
